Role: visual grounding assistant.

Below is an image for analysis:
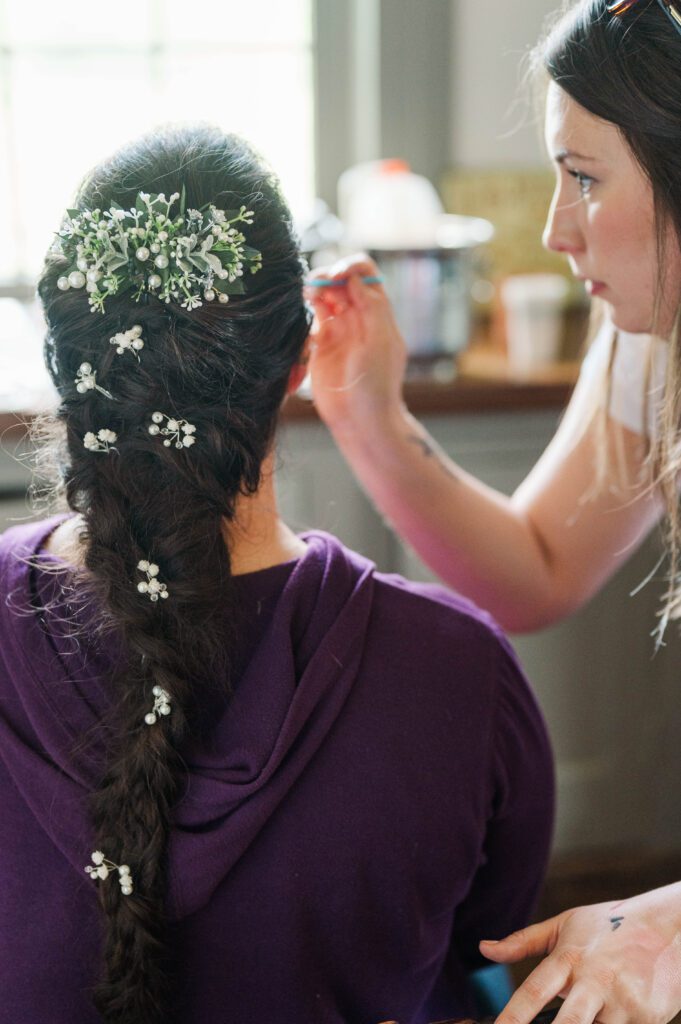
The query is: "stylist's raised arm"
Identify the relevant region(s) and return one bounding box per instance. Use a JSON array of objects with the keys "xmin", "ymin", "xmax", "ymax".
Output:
[
  {"xmin": 307, "ymin": 253, "xmax": 660, "ymax": 635},
  {"xmin": 307, "ymin": 255, "xmax": 408, "ymax": 433}
]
